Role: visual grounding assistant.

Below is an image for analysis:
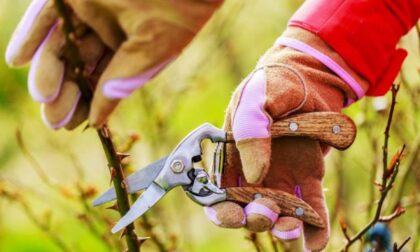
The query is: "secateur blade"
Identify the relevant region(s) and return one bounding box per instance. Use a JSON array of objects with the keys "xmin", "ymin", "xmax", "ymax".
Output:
[
  {"xmin": 112, "ymin": 182, "xmax": 166, "ymax": 233},
  {"xmin": 92, "ymin": 156, "xmax": 168, "ymax": 206}
]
